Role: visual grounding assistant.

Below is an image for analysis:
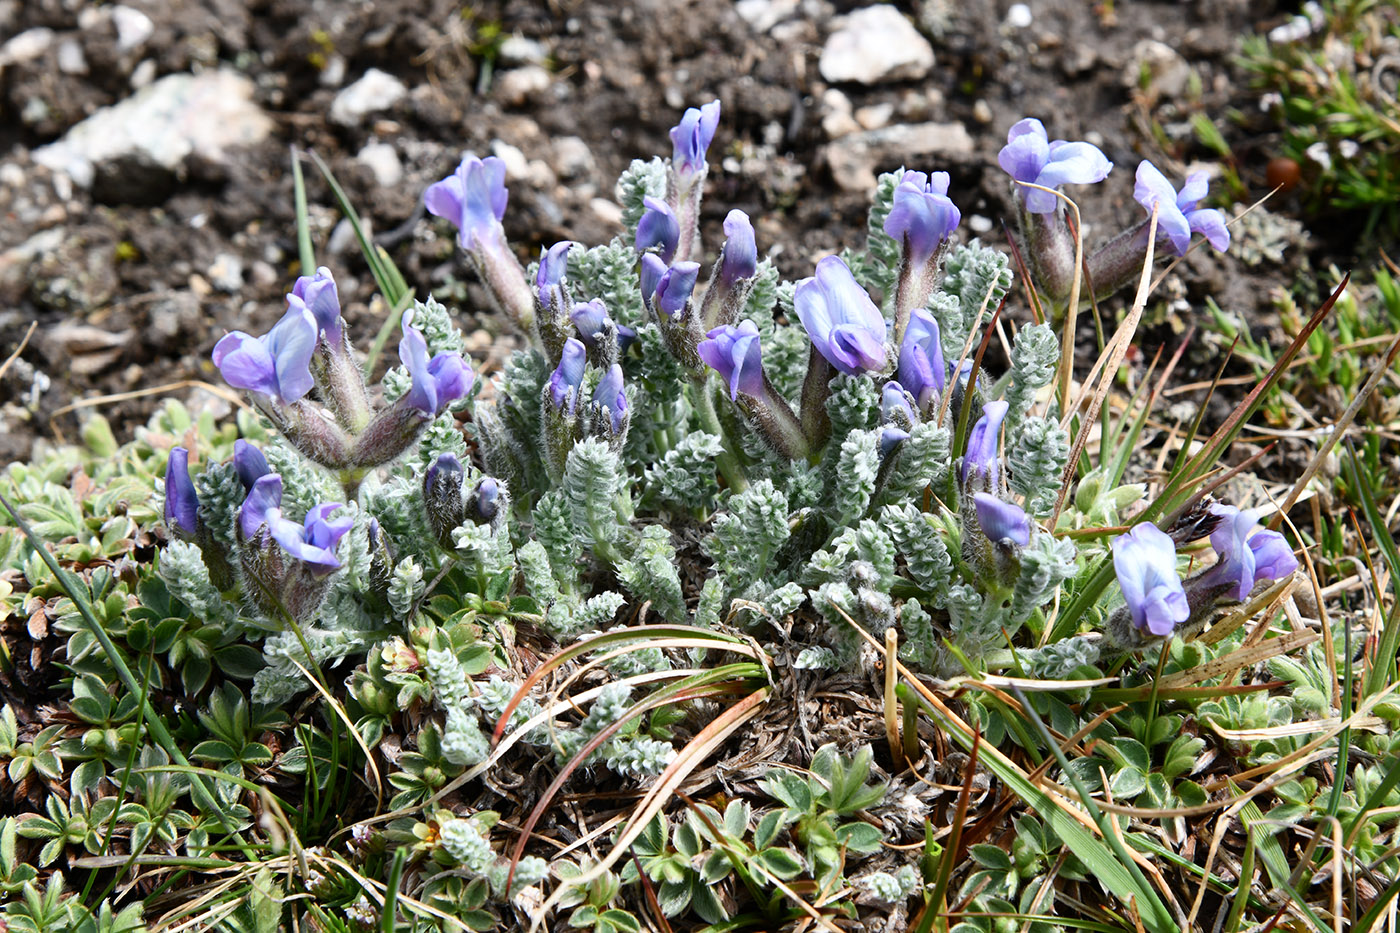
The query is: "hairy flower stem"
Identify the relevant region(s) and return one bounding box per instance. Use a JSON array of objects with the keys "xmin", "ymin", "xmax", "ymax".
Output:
[
  {"xmin": 691, "ymin": 375, "xmax": 749, "ymax": 493},
  {"xmin": 800, "ymin": 344, "xmax": 833, "ymax": 452}
]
